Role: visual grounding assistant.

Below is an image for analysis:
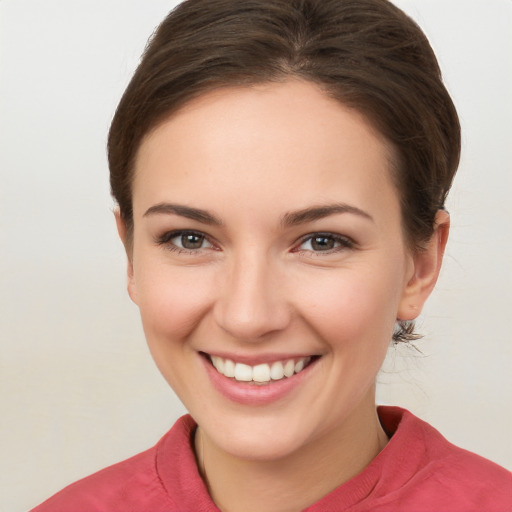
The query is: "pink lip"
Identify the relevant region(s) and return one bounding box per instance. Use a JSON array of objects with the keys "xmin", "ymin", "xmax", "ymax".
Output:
[{"xmin": 200, "ymin": 354, "xmax": 319, "ymax": 405}]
